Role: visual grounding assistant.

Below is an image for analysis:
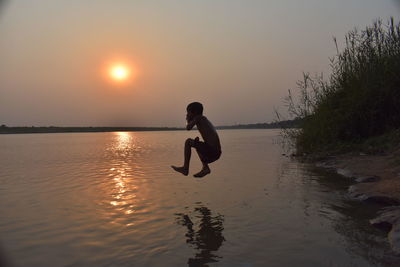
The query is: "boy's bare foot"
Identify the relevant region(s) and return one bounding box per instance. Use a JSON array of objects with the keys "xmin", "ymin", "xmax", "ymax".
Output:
[
  {"xmin": 193, "ymin": 167, "xmax": 210, "ymax": 178},
  {"xmin": 171, "ymin": 166, "xmax": 189, "ymax": 176}
]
